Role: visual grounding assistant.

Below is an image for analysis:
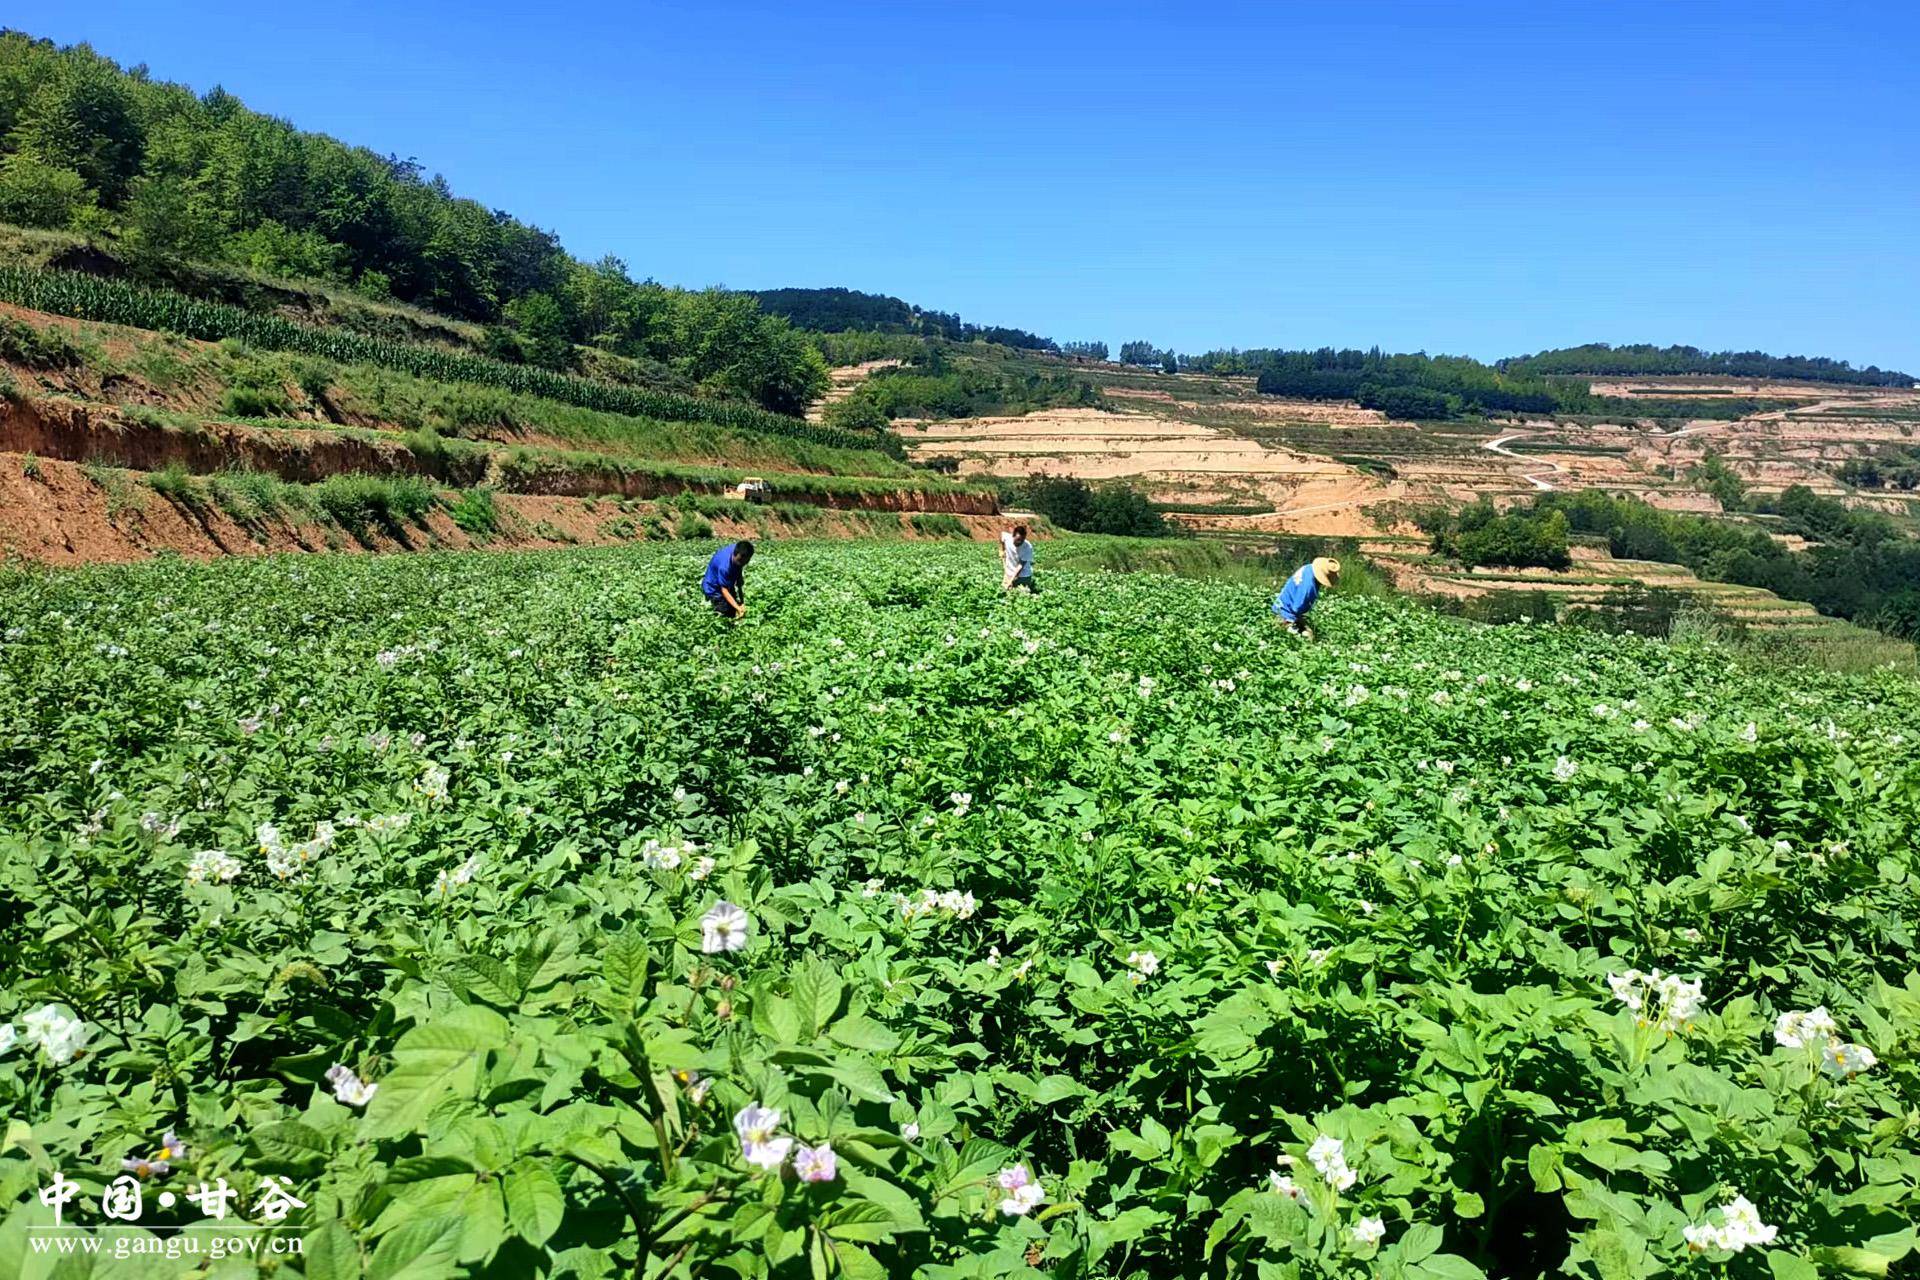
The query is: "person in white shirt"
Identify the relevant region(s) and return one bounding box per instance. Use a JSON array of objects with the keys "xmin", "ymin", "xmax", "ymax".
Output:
[{"xmin": 1000, "ymin": 524, "xmax": 1037, "ymax": 593}]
